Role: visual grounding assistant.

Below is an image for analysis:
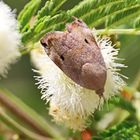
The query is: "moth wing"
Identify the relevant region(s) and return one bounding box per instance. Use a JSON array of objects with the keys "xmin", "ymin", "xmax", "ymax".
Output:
[{"xmin": 81, "ymin": 63, "xmax": 106, "ymax": 91}]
